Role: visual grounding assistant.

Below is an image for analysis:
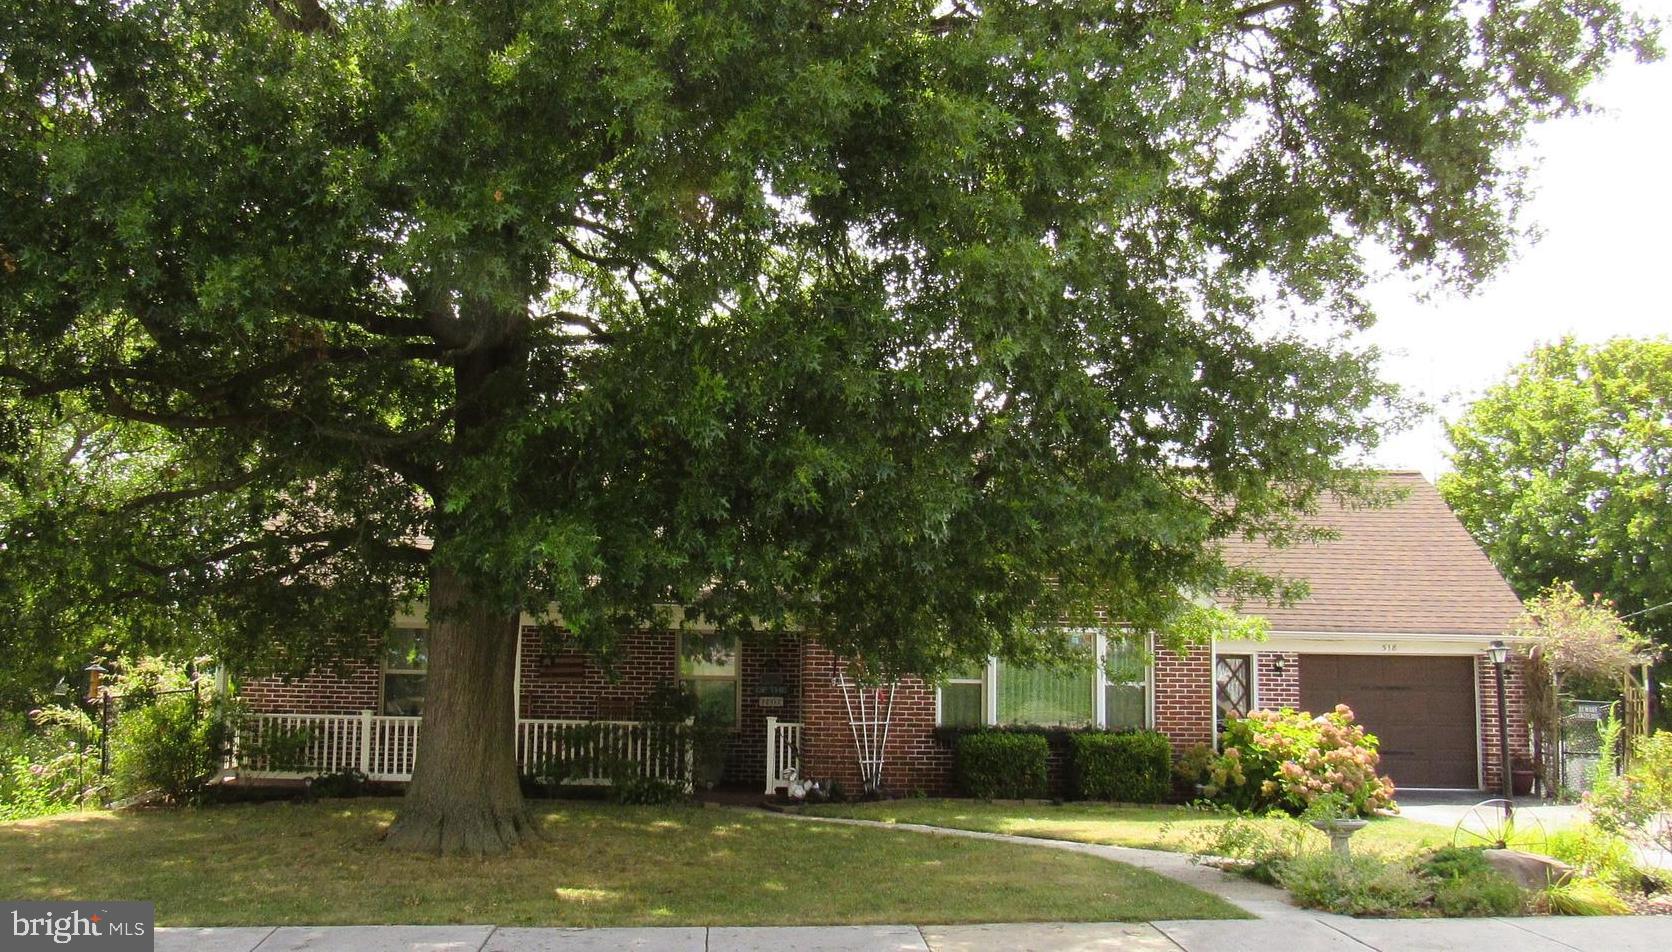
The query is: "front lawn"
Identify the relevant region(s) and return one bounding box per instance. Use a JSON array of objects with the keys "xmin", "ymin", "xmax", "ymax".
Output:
[
  {"xmin": 803, "ymin": 799, "xmax": 1445, "ymax": 856},
  {"xmin": 0, "ymin": 800, "xmax": 1243, "ymax": 925}
]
